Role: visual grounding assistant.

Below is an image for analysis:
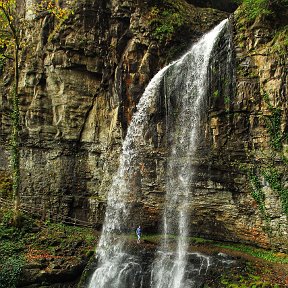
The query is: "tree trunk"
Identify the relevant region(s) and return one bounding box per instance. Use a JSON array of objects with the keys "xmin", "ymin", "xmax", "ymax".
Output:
[{"xmin": 11, "ymin": 44, "xmax": 20, "ymax": 225}]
